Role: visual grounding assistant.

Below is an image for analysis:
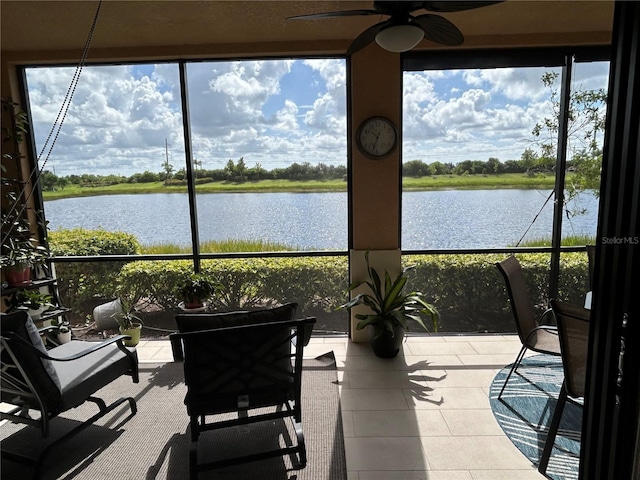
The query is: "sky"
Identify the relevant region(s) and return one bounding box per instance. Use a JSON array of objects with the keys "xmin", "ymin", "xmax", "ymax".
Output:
[{"xmin": 24, "ymin": 58, "xmax": 609, "ymax": 177}]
